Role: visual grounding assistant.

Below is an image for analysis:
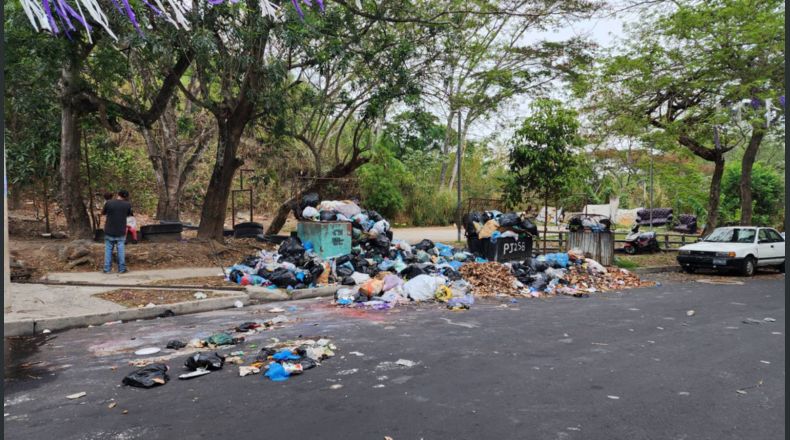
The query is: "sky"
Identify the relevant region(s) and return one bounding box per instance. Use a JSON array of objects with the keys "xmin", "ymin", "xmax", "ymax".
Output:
[{"xmin": 468, "ymin": 13, "xmax": 634, "ymax": 142}]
